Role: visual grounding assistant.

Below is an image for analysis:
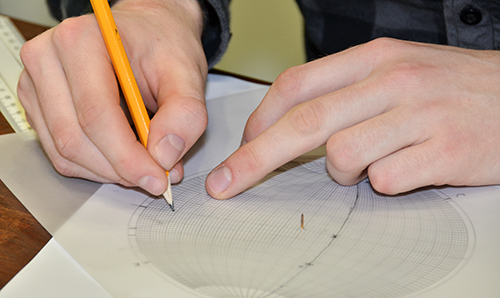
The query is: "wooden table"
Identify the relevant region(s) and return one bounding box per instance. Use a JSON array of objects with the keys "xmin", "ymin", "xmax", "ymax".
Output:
[{"xmin": 0, "ymin": 18, "xmax": 51, "ymax": 288}]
